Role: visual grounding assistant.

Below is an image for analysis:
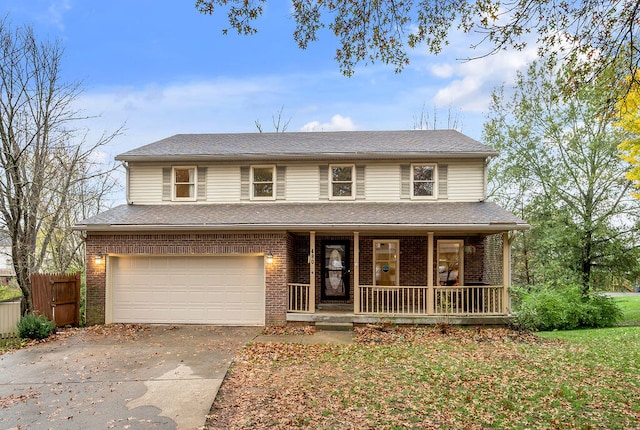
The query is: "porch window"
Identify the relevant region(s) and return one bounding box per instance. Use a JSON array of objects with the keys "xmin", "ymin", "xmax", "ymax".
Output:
[
  {"xmin": 373, "ymin": 240, "xmax": 399, "ymax": 286},
  {"xmin": 438, "ymin": 240, "xmax": 463, "ymax": 286},
  {"xmin": 411, "ymin": 164, "xmax": 437, "ymax": 199},
  {"xmin": 251, "ymin": 166, "xmax": 276, "ymax": 199},
  {"xmin": 173, "ymin": 166, "xmax": 196, "ymax": 201},
  {"xmin": 329, "ymin": 164, "xmax": 355, "ymax": 199}
]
